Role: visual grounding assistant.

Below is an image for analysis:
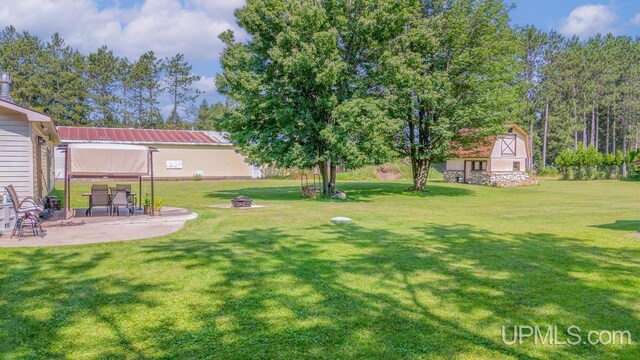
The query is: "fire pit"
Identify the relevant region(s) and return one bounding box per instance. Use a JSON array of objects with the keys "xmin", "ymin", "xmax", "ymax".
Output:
[{"xmin": 231, "ymin": 195, "xmax": 253, "ymax": 208}]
